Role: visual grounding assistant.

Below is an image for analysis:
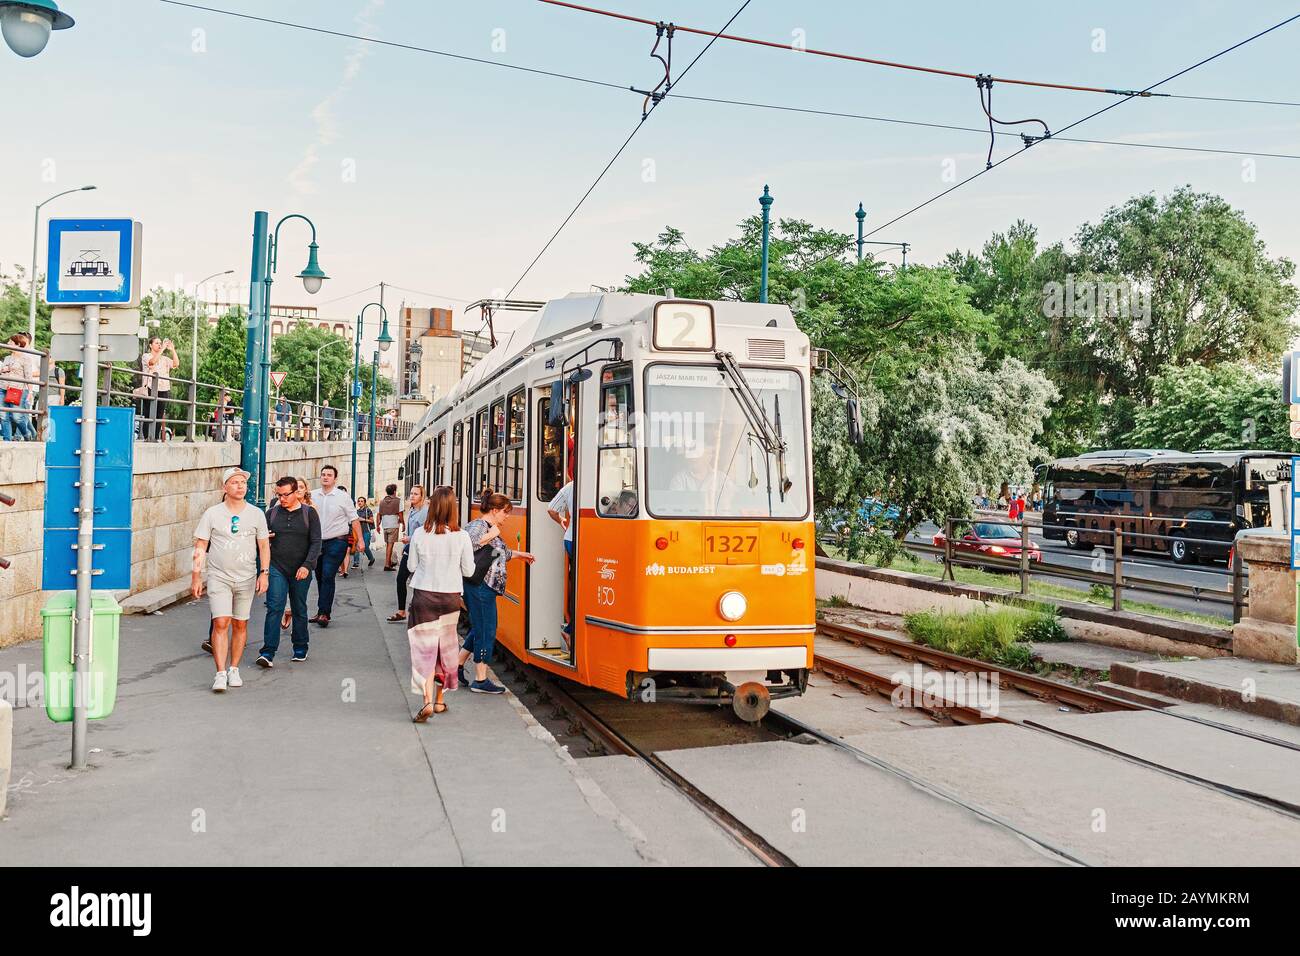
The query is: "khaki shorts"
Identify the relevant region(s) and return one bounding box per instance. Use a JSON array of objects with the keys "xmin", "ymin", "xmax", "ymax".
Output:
[
  {"xmin": 207, "ymin": 576, "xmax": 256, "ymax": 621},
  {"xmin": 383, "ymin": 527, "xmax": 400, "ymax": 545}
]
